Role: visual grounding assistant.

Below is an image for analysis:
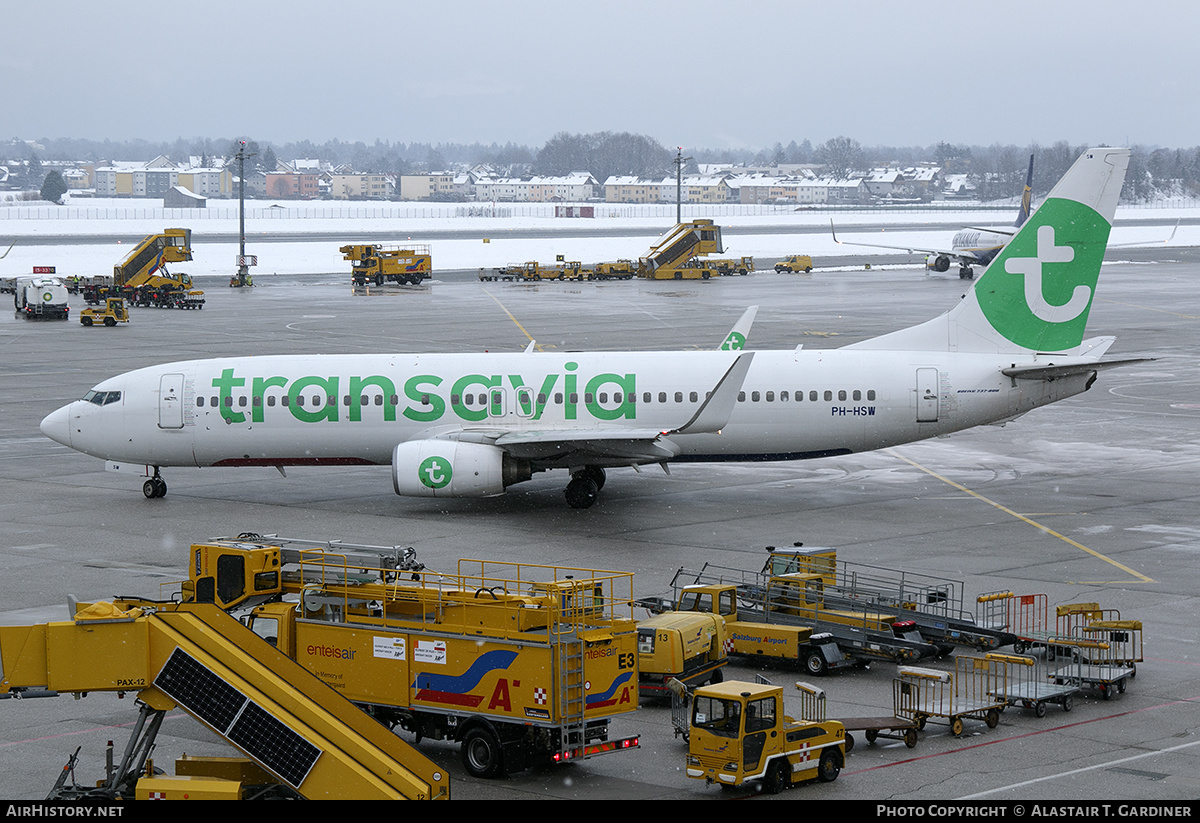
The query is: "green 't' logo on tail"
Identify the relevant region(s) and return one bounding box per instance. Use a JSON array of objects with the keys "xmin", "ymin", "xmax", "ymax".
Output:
[{"xmin": 977, "ymin": 197, "xmax": 1111, "ymax": 351}]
